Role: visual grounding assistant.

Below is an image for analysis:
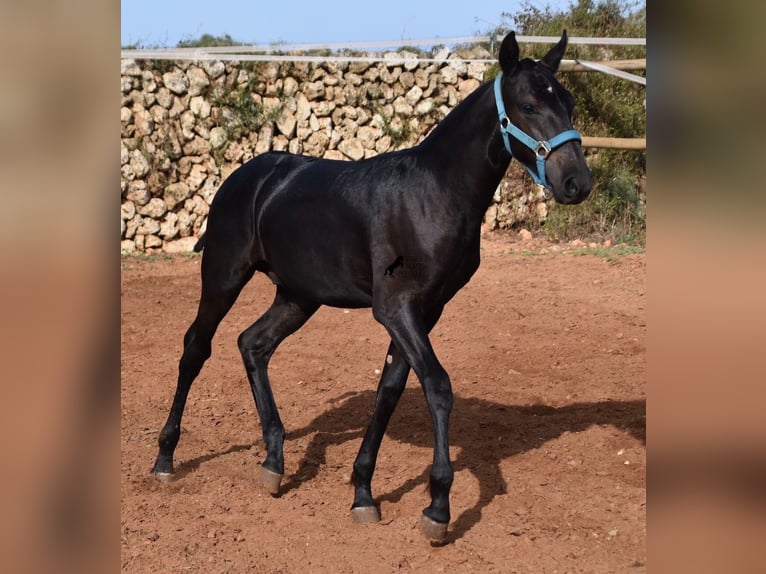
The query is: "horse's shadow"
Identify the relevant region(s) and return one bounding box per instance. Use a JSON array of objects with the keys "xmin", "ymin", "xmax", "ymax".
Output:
[
  {"xmin": 173, "ymin": 388, "xmax": 644, "ymax": 540},
  {"xmin": 277, "ymin": 388, "xmax": 645, "ymax": 540},
  {"xmin": 175, "ymin": 443, "xmax": 252, "ymax": 480}
]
